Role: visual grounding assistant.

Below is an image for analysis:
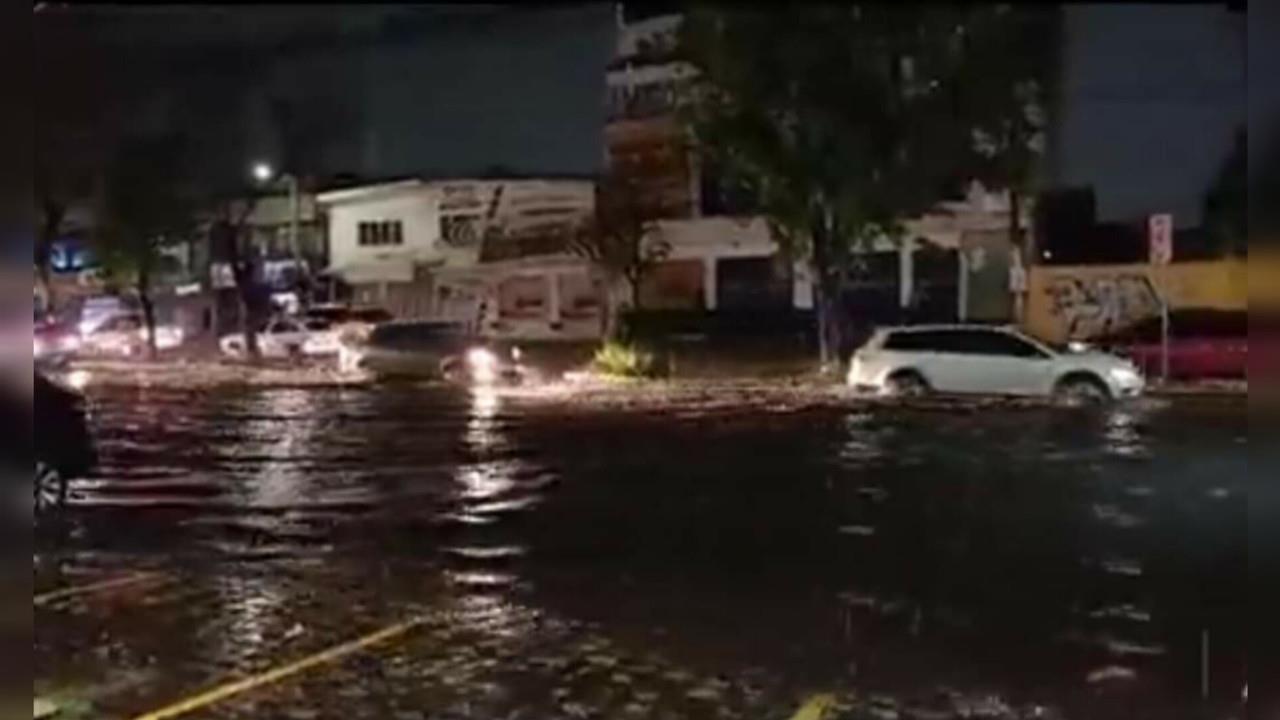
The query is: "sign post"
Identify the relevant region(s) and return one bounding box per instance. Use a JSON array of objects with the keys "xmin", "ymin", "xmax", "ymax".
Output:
[{"xmin": 1148, "ymin": 213, "xmax": 1173, "ymax": 384}]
